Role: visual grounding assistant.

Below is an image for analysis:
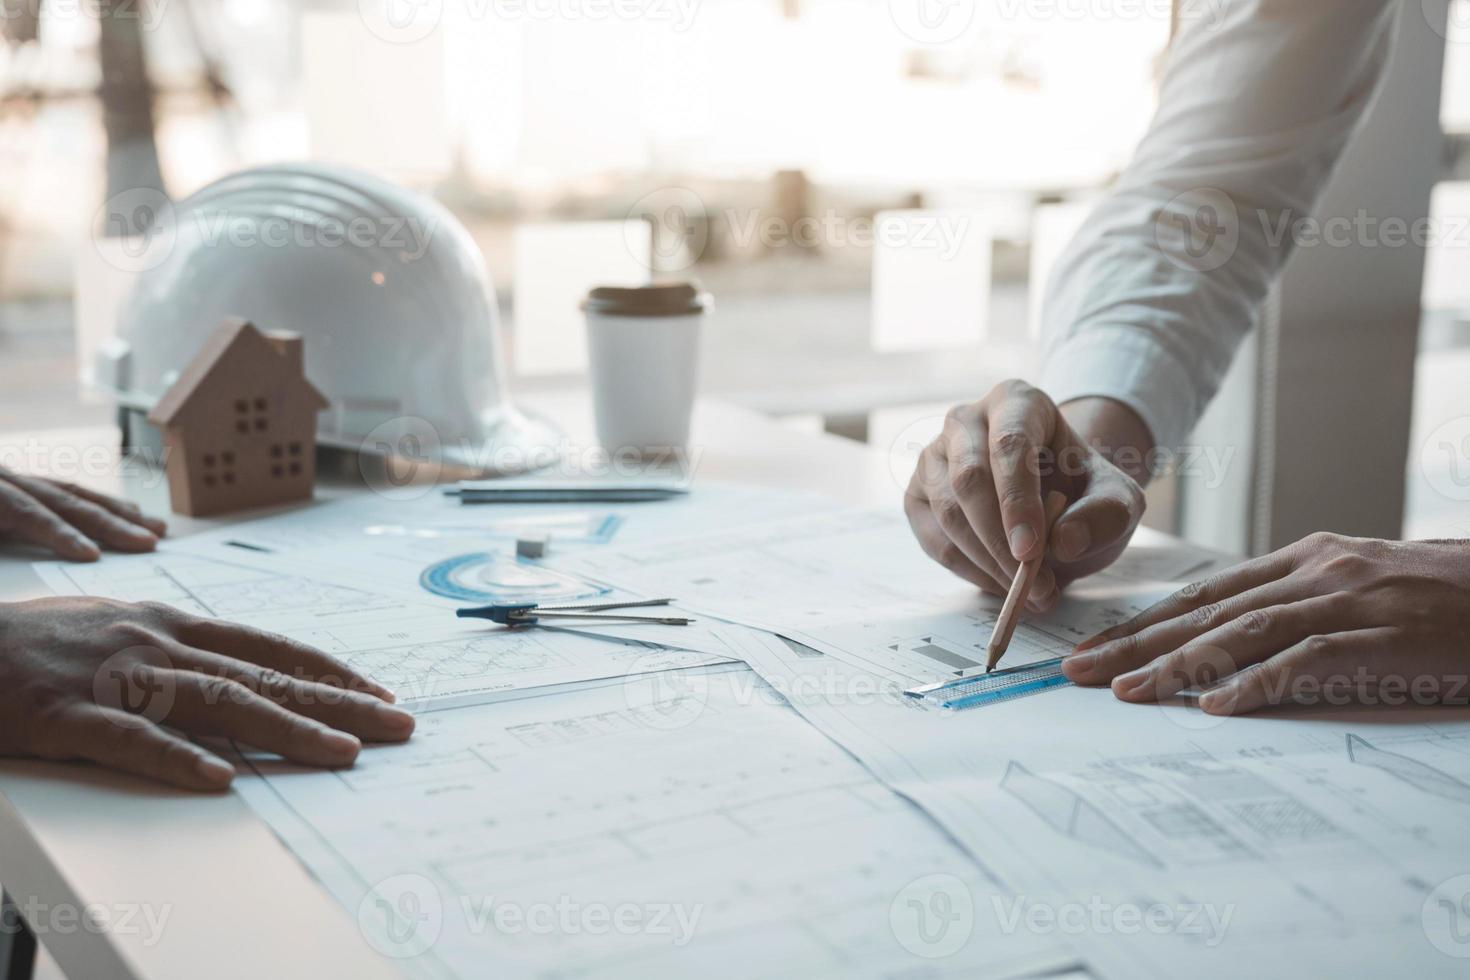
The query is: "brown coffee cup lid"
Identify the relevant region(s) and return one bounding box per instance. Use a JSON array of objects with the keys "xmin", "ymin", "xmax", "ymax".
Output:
[{"xmin": 582, "ymin": 282, "xmax": 708, "ymax": 317}]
